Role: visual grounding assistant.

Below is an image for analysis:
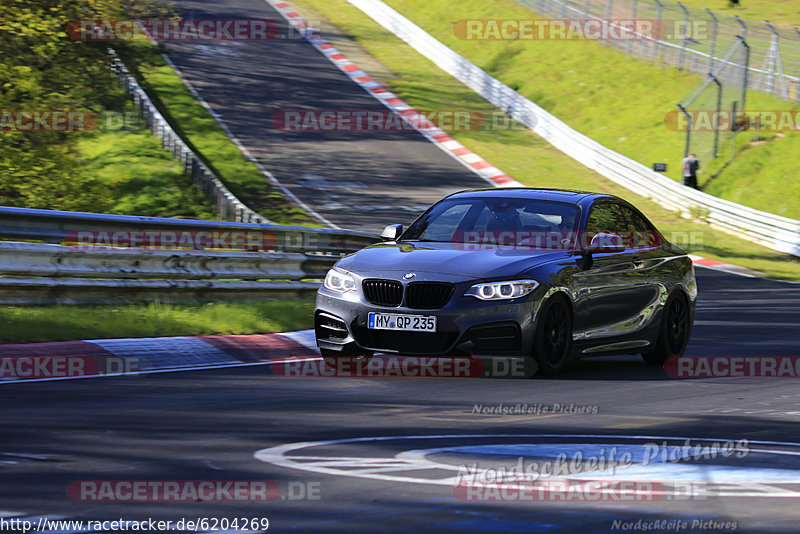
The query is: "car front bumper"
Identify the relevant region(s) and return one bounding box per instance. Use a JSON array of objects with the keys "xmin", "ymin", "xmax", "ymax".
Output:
[{"xmin": 314, "ymin": 283, "xmax": 545, "ymax": 358}]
